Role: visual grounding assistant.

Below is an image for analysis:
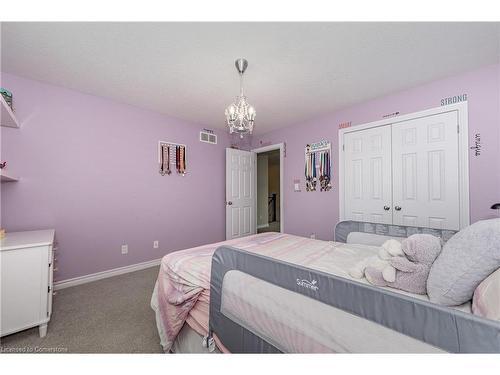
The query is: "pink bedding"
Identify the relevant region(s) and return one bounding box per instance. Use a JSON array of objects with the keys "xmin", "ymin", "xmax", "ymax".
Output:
[{"xmin": 156, "ymin": 232, "xmax": 339, "ymax": 352}]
